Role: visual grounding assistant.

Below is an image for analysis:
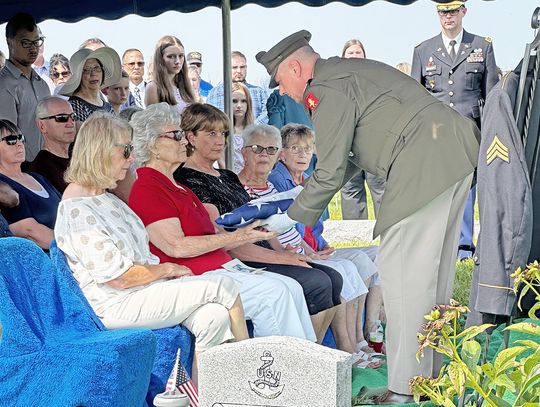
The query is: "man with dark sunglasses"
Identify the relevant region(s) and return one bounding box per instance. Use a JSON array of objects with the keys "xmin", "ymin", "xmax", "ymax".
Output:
[
  {"xmin": 28, "ymin": 96, "xmax": 75, "ymax": 193},
  {"xmin": 0, "ymin": 12, "xmax": 50, "ymax": 162},
  {"xmin": 411, "ymin": 0, "xmax": 498, "ymax": 262}
]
